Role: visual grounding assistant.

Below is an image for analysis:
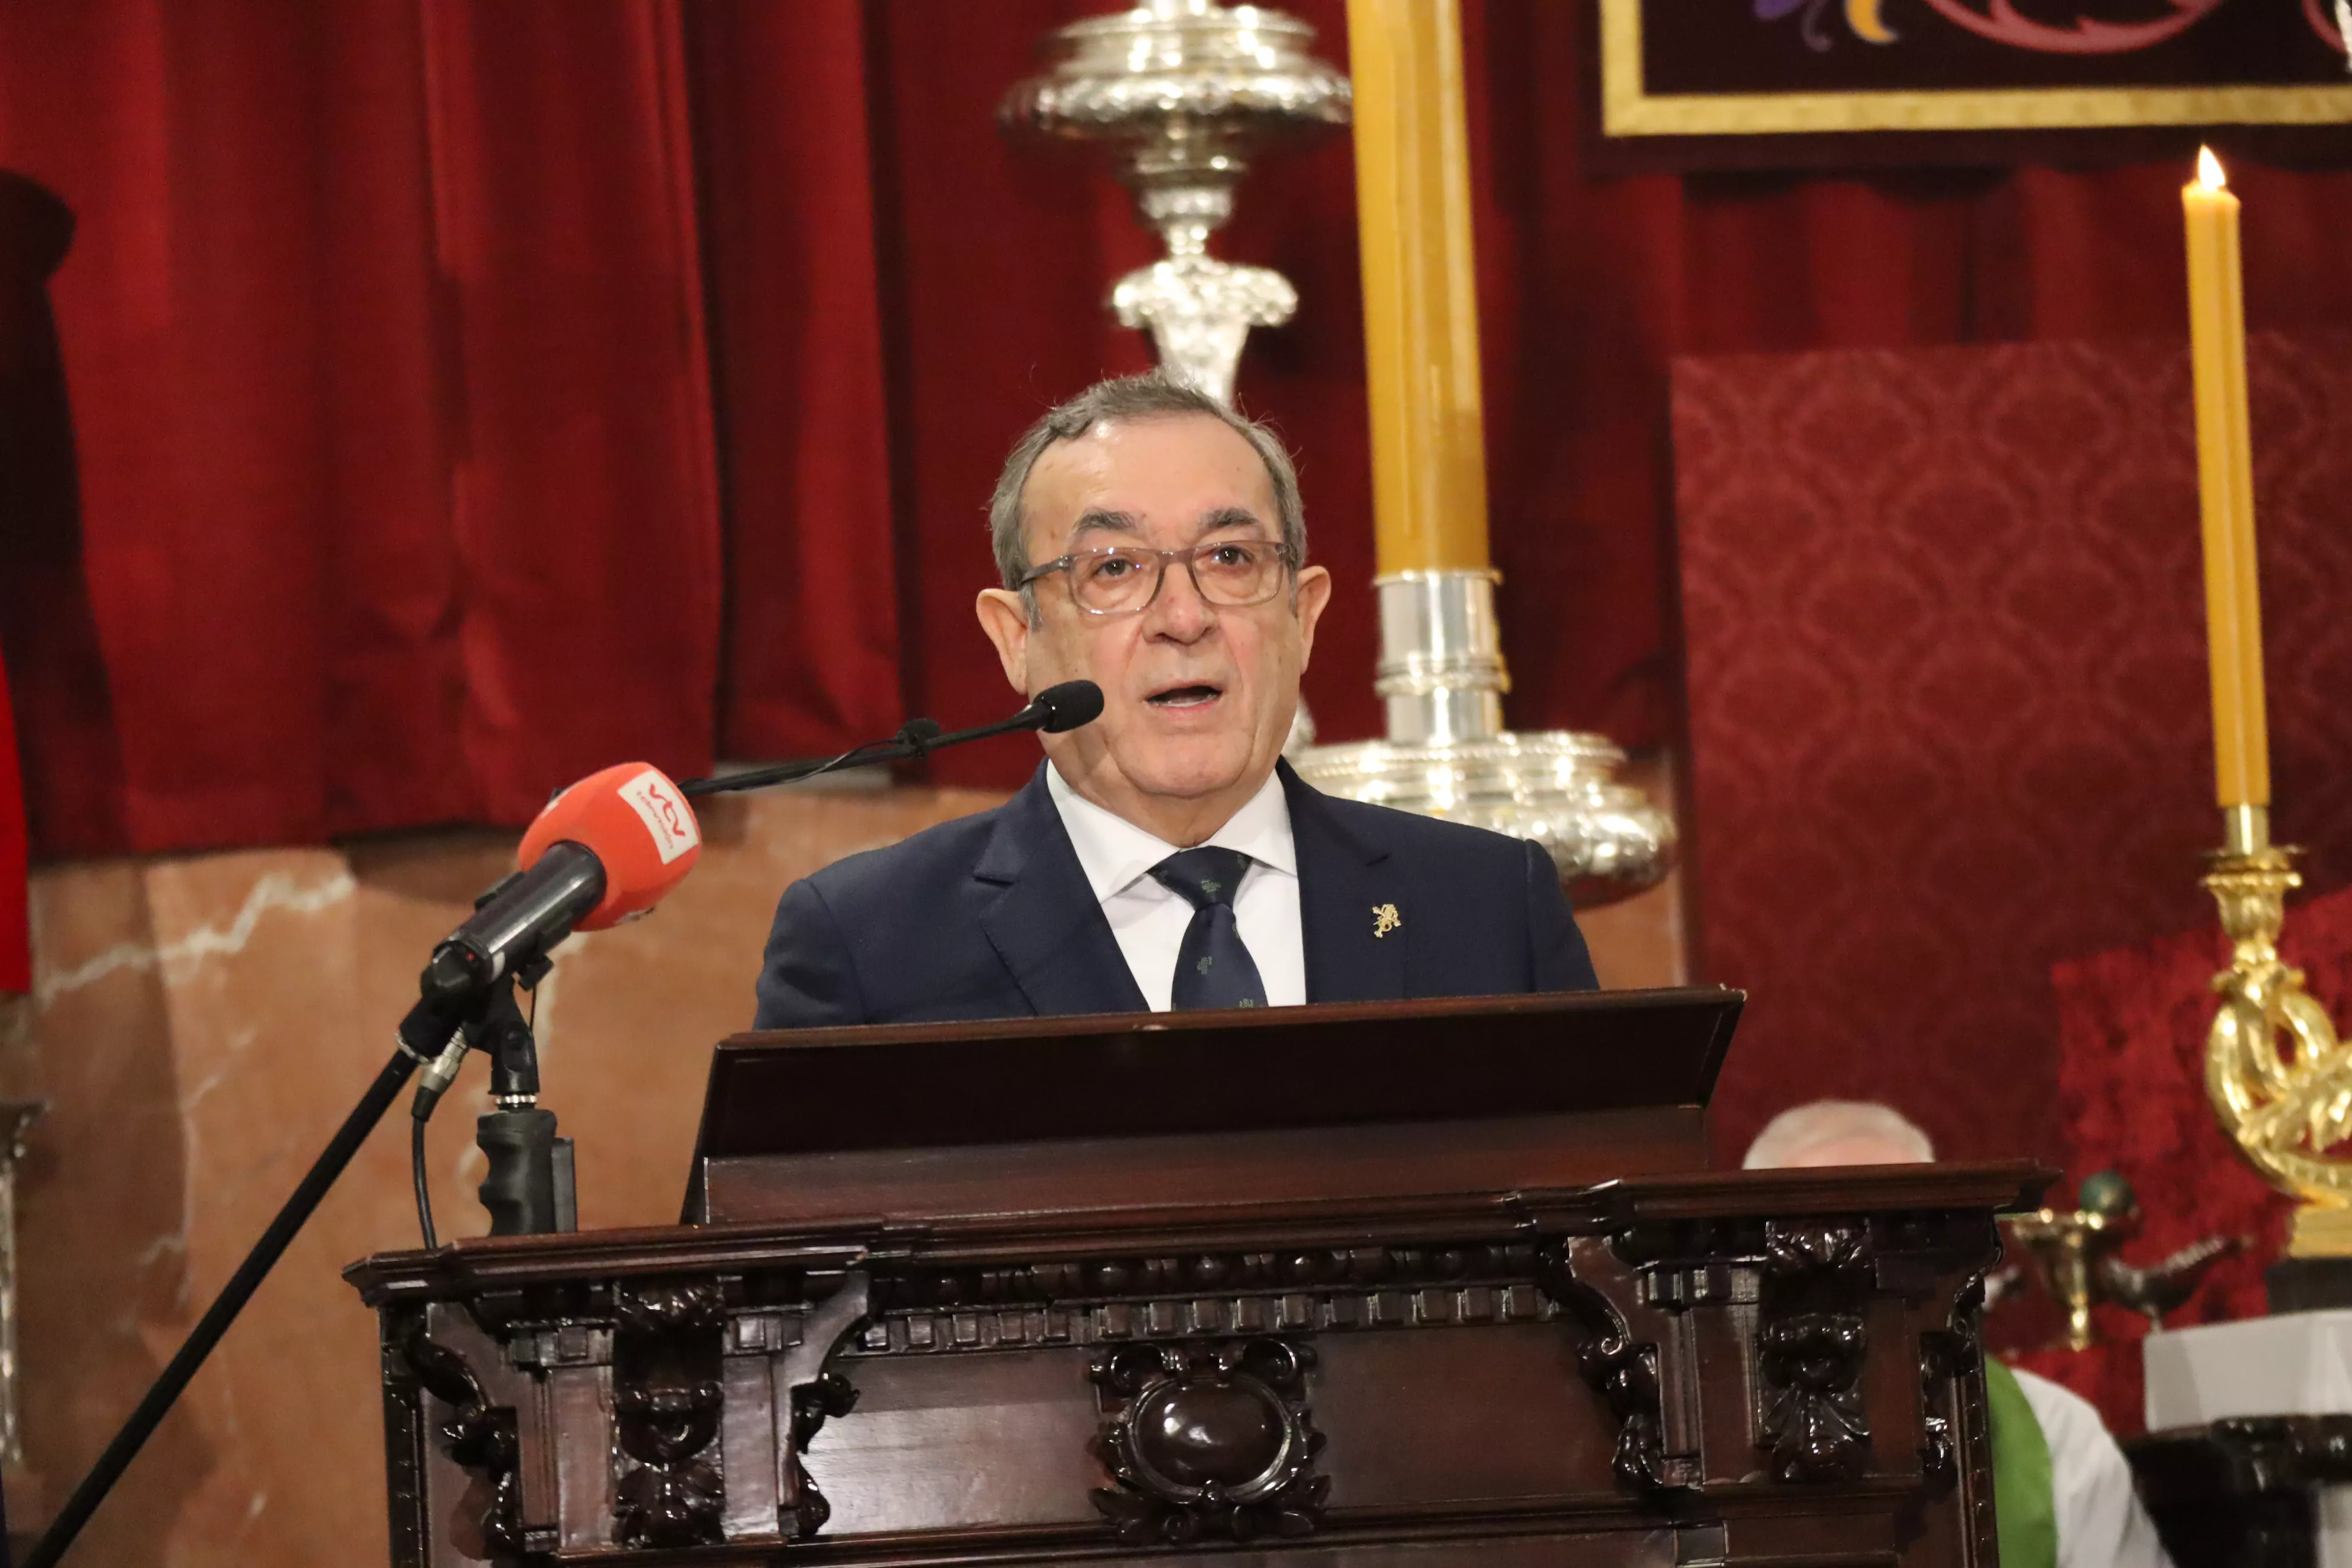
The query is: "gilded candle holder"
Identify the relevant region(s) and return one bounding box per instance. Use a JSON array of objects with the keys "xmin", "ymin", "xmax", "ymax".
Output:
[{"xmin": 2201, "ymin": 805, "xmax": 2352, "ymax": 1257}]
